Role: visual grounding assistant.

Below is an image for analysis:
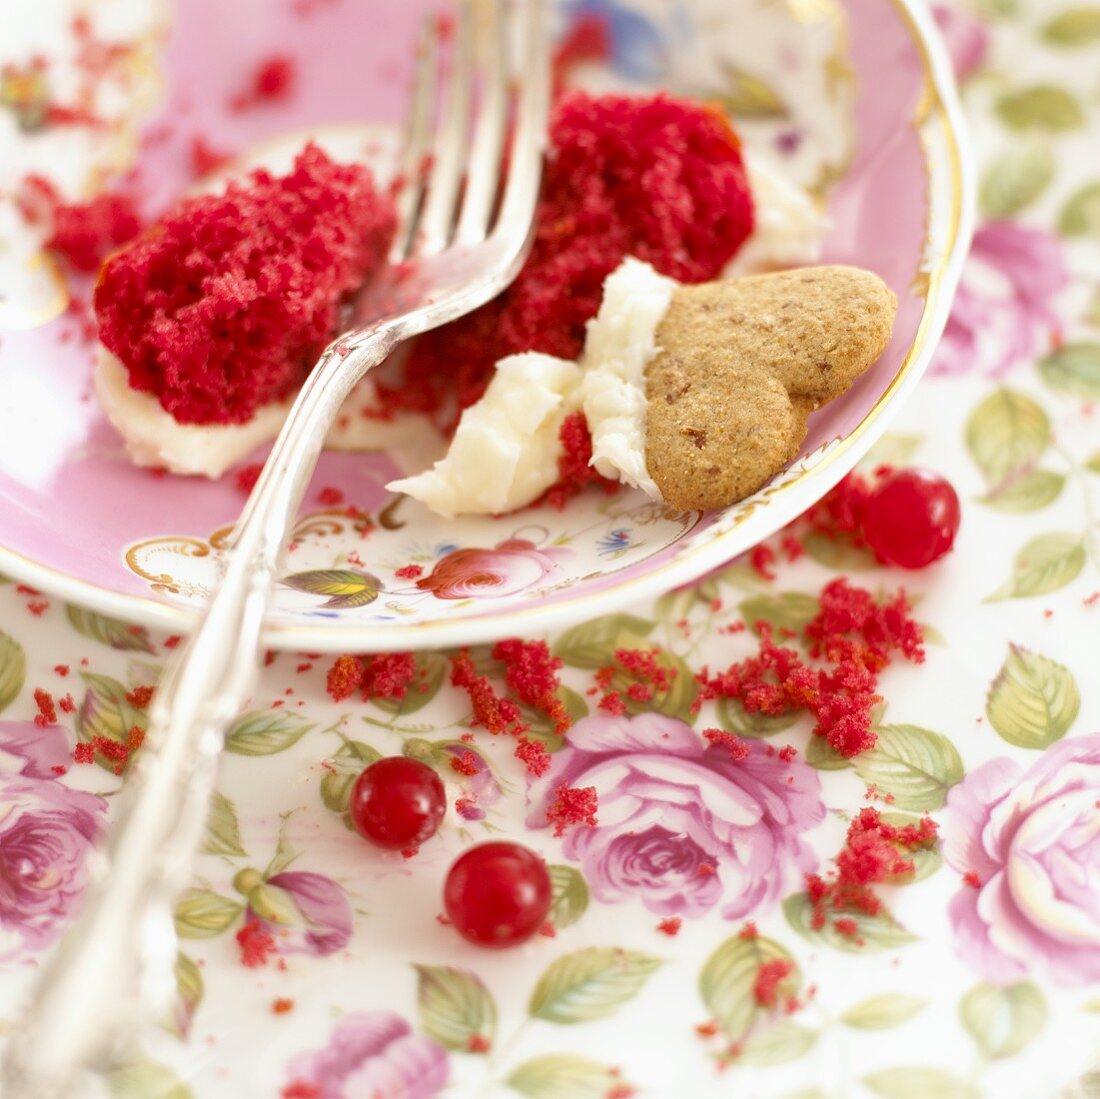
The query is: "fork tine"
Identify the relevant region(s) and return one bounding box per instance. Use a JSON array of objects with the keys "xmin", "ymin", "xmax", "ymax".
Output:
[
  {"xmin": 388, "ymin": 15, "xmax": 438, "ymax": 263},
  {"xmin": 454, "ymin": 0, "xmax": 508, "ymax": 246},
  {"xmin": 492, "ymin": 0, "xmax": 550, "ymax": 248},
  {"xmin": 418, "ymin": 2, "xmax": 476, "ymax": 255}
]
